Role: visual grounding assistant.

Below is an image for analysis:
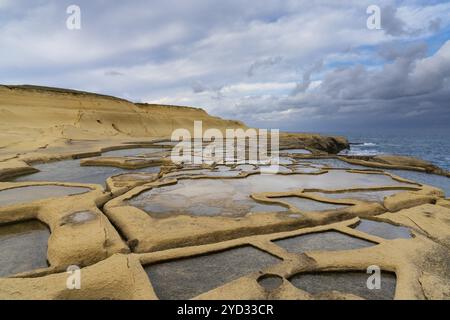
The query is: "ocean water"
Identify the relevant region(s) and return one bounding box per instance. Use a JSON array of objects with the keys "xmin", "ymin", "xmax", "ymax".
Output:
[
  {"xmin": 326, "ymin": 130, "xmax": 450, "ymax": 171},
  {"xmin": 320, "ymin": 129, "xmax": 449, "ymax": 196}
]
